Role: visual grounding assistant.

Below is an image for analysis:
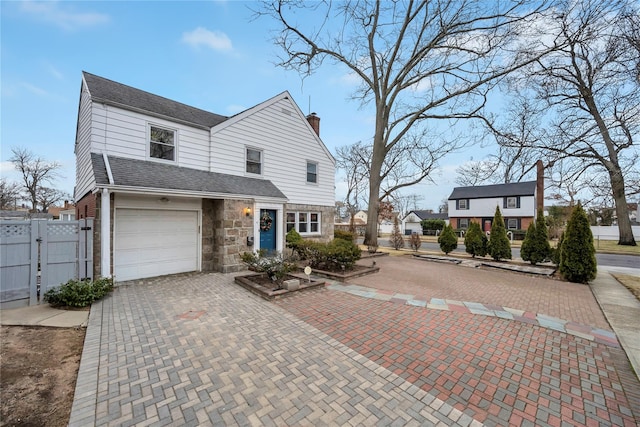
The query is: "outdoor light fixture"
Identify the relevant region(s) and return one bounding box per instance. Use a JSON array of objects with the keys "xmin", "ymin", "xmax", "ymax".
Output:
[{"xmin": 244, "ymin": 207, "xmax": 252, "ymax": 217}]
